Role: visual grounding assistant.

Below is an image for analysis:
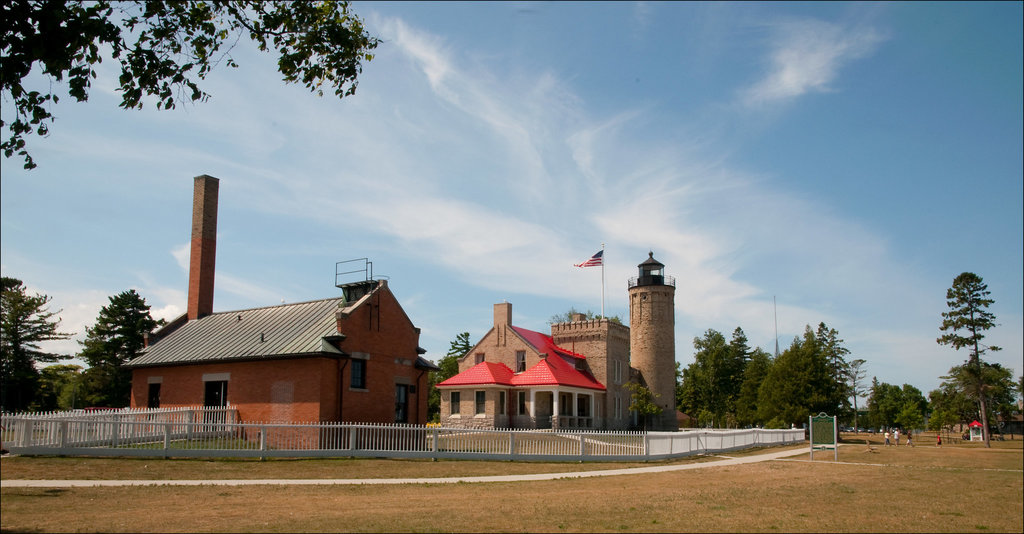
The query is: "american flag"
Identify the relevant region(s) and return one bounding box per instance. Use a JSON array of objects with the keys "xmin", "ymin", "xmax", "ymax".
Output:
[{"xmin": 574, "ymin": 250, "xmax": 603, "ymax": 268}]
